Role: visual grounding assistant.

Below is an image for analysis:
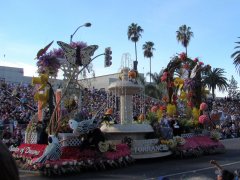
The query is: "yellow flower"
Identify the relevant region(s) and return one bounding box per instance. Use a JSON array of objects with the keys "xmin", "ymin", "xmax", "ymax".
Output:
[
  {"xmin": 167, "ymin": 104, "xmax": 176, "ymax": 117},
  {"xmin": 174, "ymin": 77, "xmax": 184, "ymax": 87},
  {"xmin": 179, "ymin": 91, "xmax": 187, "ymax": 100},
  {"xmin": 156, "ymin": 109, "xmax": 163, "ymax": 120},
  {"xmin": 192, "ymin": 107, "xmax": 200, "ymax": 120}
]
